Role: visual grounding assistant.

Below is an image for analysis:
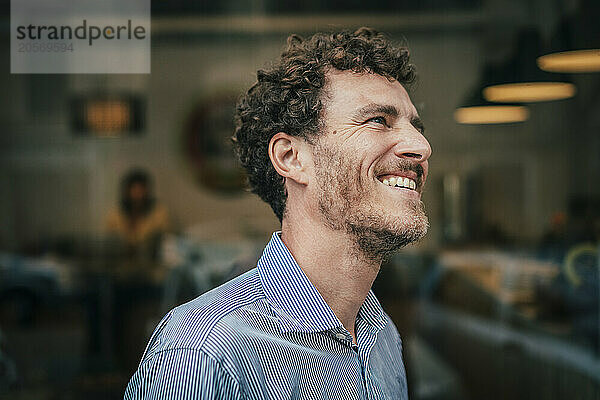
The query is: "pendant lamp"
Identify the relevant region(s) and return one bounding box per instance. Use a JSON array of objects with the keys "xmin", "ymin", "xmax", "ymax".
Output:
[
  {"xmin": 537, "ymin": 6, "xmax": 600, "ymax": 73},
  {"xmin": 483, "ymin": 28, "xmax": 576, "ymax": 103},
  {"xmin": 455, "ymin": 65, "xmax": 529, "ymax": 124}
]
